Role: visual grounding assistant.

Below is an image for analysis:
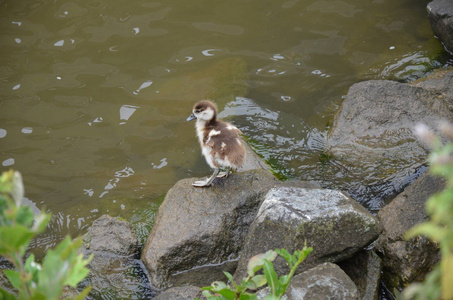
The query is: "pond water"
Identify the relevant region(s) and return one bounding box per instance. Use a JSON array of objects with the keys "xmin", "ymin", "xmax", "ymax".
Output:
[{"xmin": 0, "ymin": 0, "xmax": 452, "ymax": 298}]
